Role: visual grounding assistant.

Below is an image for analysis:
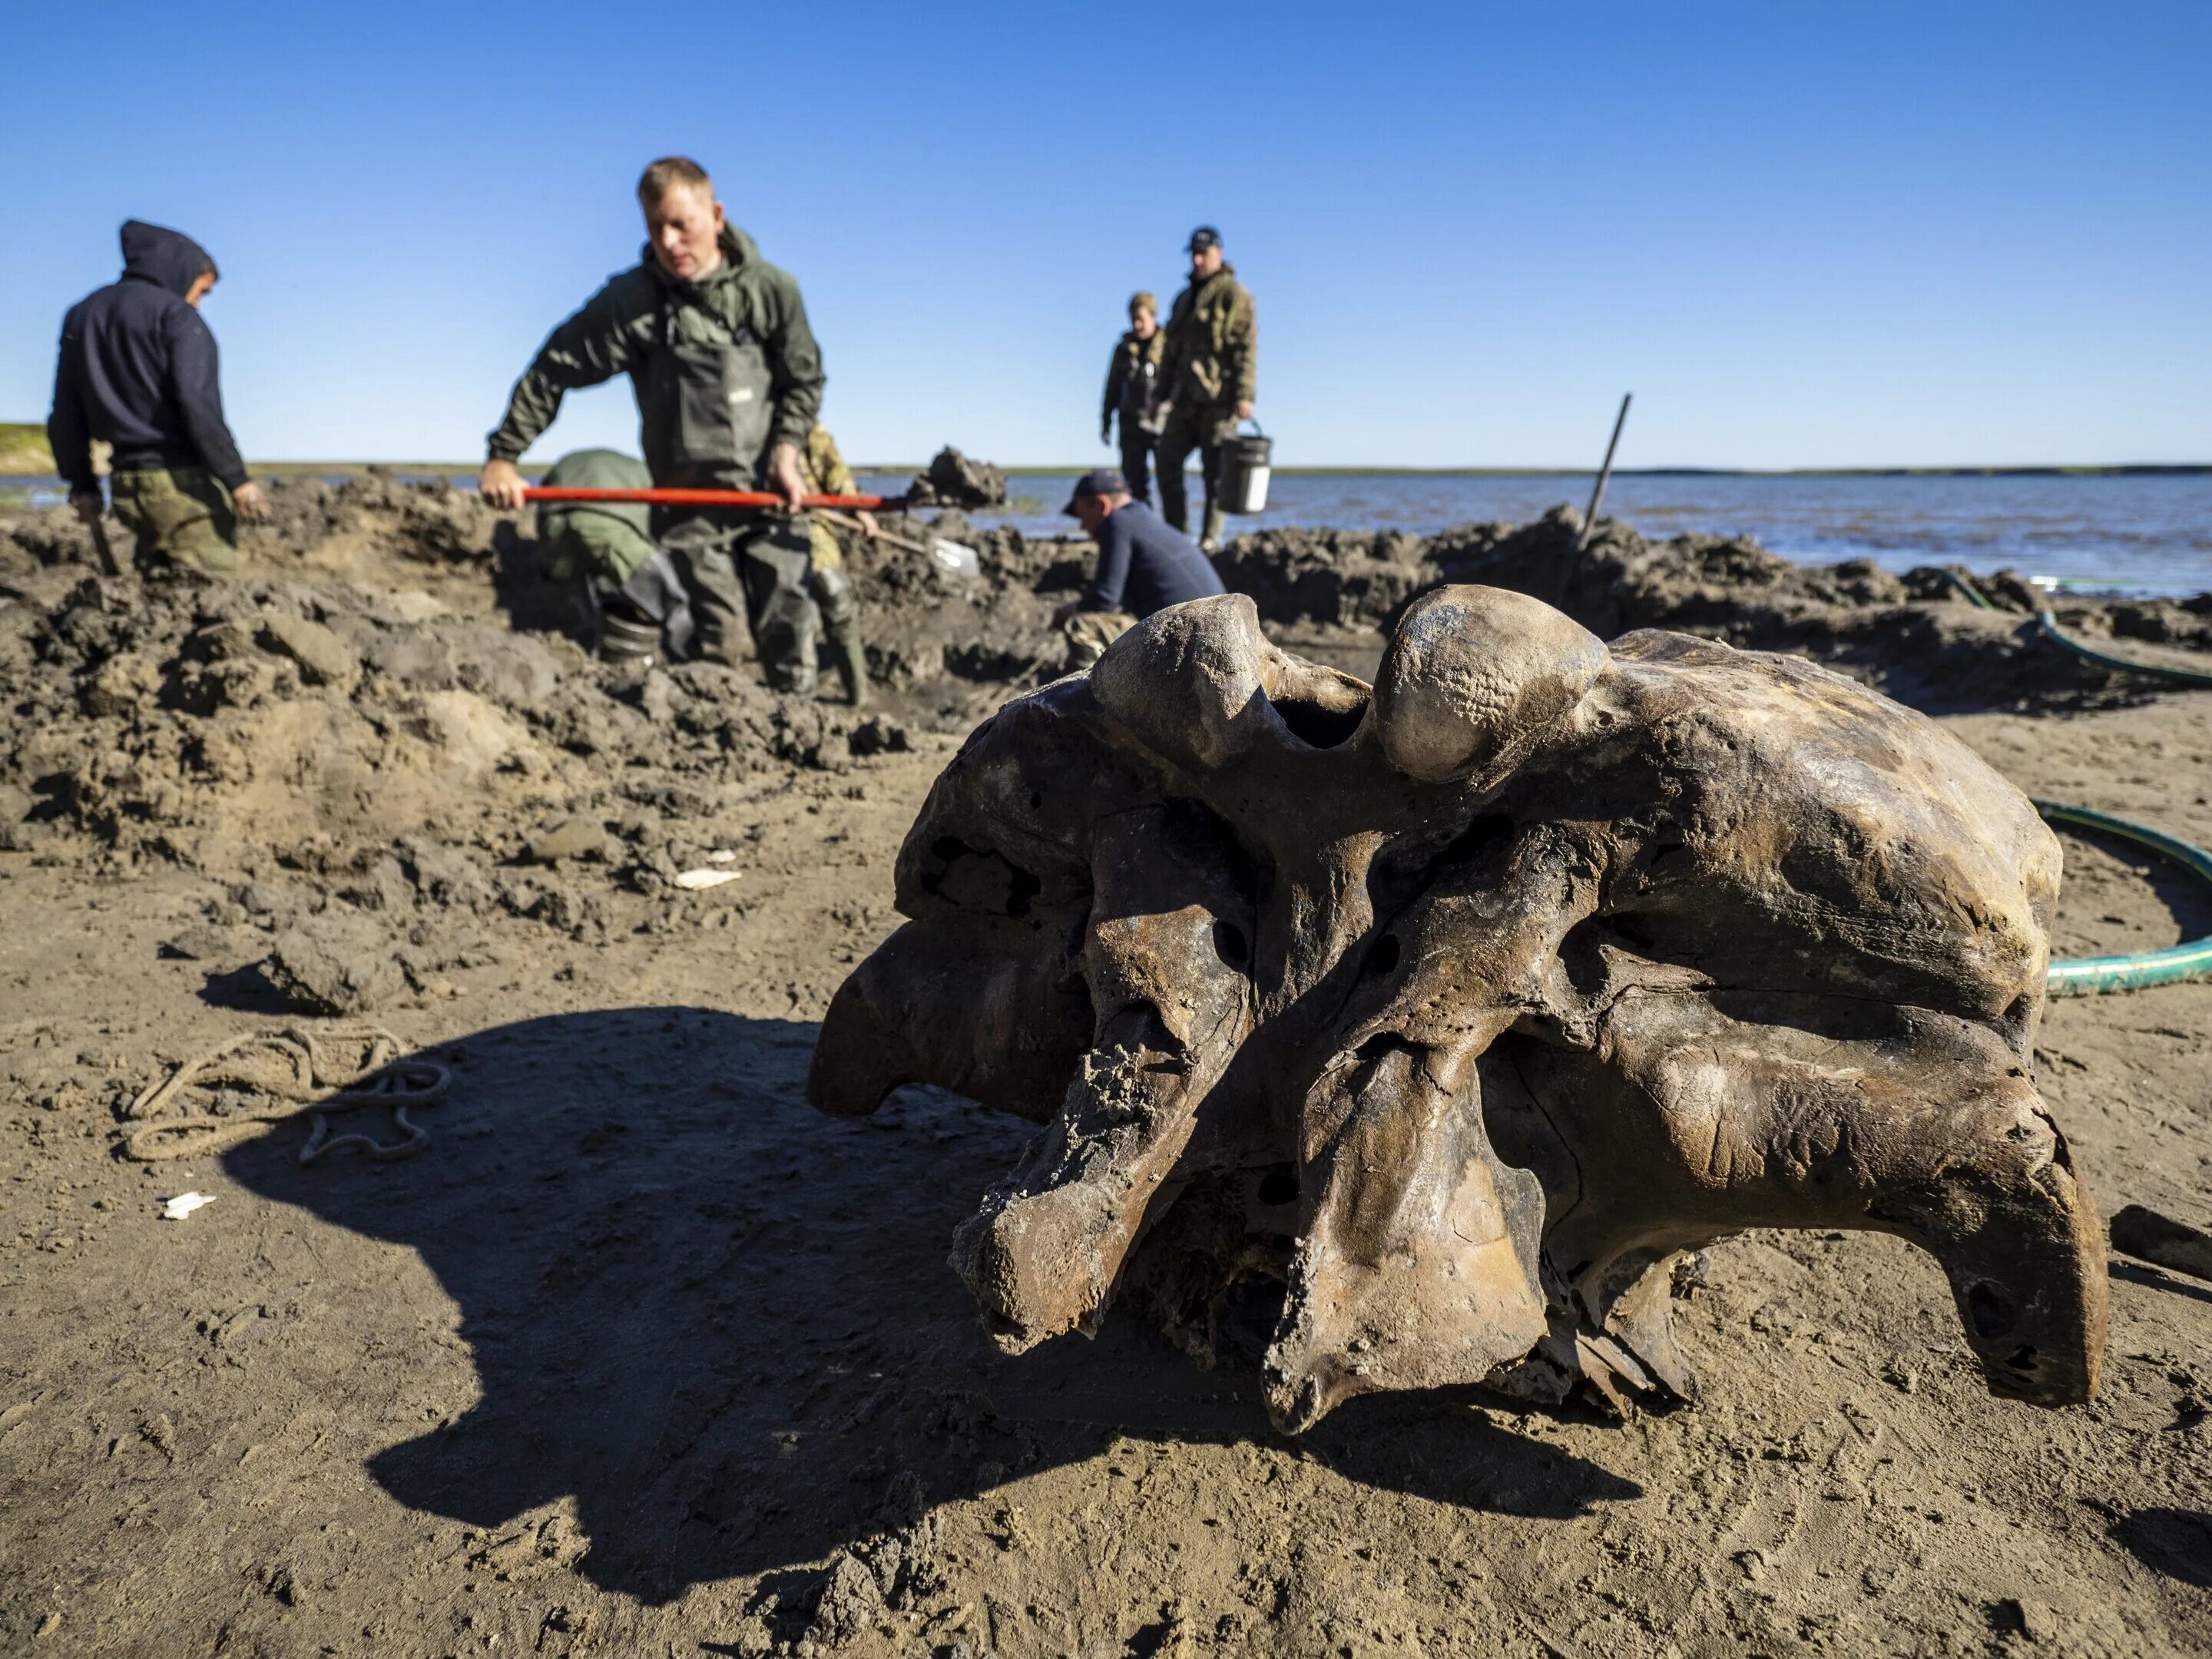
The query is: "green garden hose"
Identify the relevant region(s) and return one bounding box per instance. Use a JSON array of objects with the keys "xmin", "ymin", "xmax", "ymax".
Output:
[
  {"xmin": 2038, "ymin": 801, "xmax": 2212, "ymax": 996},
  {"xmin": 1933, "ymin": 566, "xmax": 2212, "ymax": 689},
  {"xmin": 2035, "ymin": 610, "xmax": 2212, "ymax": 690}
]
